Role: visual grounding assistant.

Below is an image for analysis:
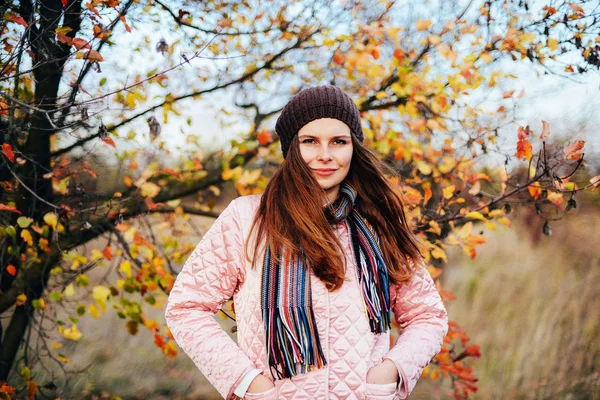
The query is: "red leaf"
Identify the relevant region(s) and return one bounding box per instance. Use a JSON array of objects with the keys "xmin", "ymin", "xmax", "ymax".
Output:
[
  {"xmin": 61, "ymin": 0, "xmax": 67, "ymax": 6},
  {"xmin": 102, "ymin": 136, "xmax": 116, "ymax": 148},
  {"xmin": 6, "ymin": 265, "xmax": 17, "ymax": 276},
  {"xmin": 72, "ymin": 38, "xmax": 90, "ymax": 50},
  {"xmin": 8, "ymin": 14, "xmax": 28, "ymax": 28},
  {"xmin": 2, "ymin": 143, "xmax": 15, "ymax": 162},
  {"xmin": 465, "ymin": 344, "xmax": 481, "ymax": 358}
]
